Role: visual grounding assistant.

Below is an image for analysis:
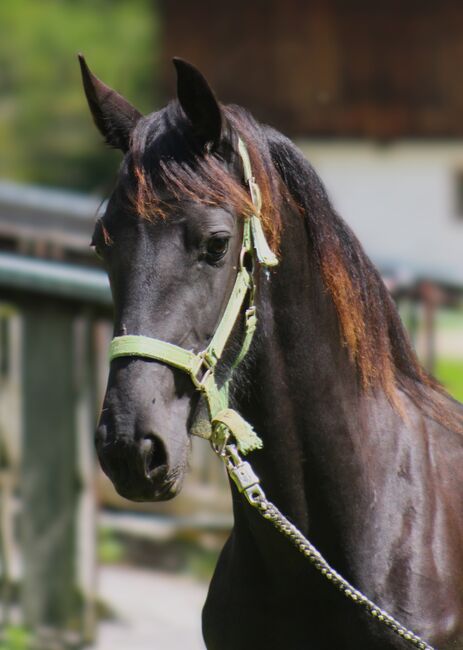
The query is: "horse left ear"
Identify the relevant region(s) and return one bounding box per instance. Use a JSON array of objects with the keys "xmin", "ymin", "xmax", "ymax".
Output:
[
  {"xmin": 173, "ymin": 58, "xmax": 222, "ymax": 149},
  {"xmin": 78, "ymin": 54, "xmax": 143, "ymax": 152}
]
